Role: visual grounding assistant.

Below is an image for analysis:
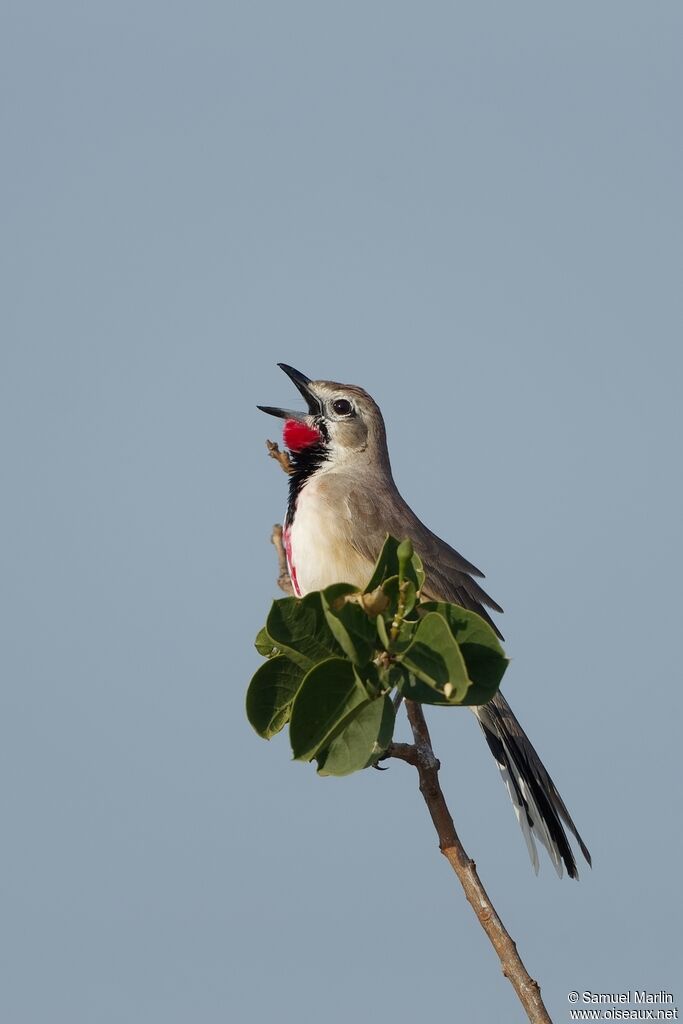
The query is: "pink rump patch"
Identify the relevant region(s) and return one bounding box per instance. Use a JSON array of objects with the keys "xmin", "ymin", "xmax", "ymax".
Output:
[{"xmin": 282, "ymin": 525, "xmax": 301, "ymax": 596}]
